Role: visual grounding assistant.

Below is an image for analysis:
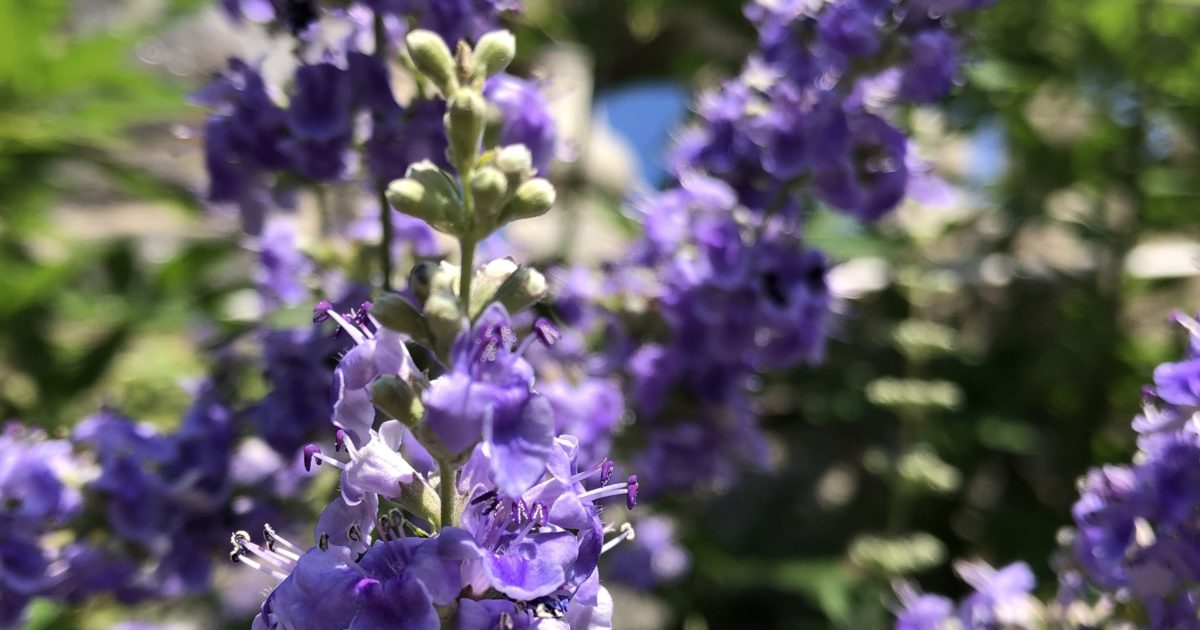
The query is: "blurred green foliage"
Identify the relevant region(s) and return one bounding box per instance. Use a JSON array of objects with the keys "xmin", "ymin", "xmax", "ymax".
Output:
[{"xmin": 0, "ymin": 0, "xmax": 238, "ymax": 426}]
